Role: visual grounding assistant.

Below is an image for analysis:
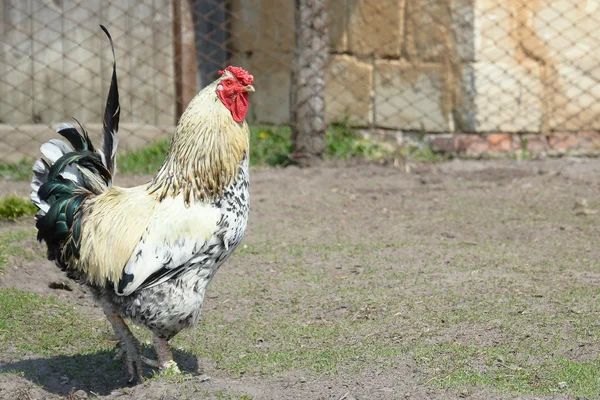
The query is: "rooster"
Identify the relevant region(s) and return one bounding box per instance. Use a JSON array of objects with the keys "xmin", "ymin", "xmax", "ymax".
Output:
[{"xmin": 30, "ymin": 26, "xmax": 254, "ymax": 381}]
